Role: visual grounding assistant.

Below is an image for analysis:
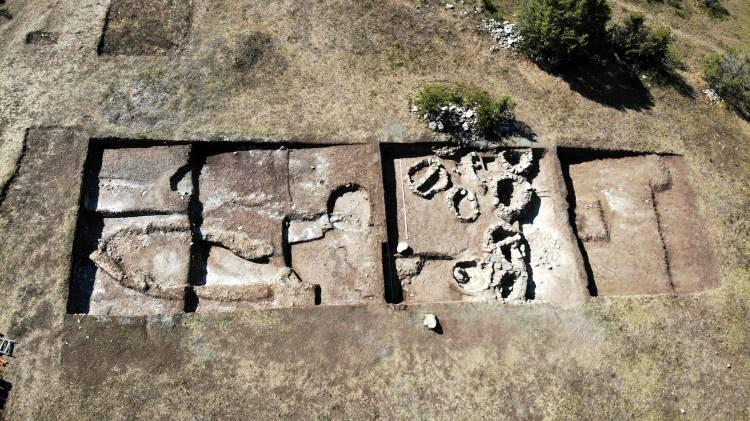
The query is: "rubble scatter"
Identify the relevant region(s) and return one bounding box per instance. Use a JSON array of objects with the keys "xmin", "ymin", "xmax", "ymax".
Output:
[
  {"xmin": 412, "ymin": 103, "xmax": 481, "ymax": 141},
  {"xmin": 459, "ymin": 152, "xmax": 489, "ymax": 194},
  {"xmin": 454, "ymin": 222, "xmax": 529, "ymax": 302},
  {"xmin": 395, "ymin": 256, "xmax": 424, "ymax": 284},
  {"xmin": 481, "ymin": 19, "xmax": 523, "ymax": 50},
  {"xmin": 703, "ymin": 88, "xmax": 723, "ymax": 104},
  {"xmin": 482, "ymin": 221, "xmax": 524, "ymax": 253},
  {"xmin": 201, "ymin": 227, "xmax": 276, "ymax": 261},
  {"xmin": 400, "ymin": 149, "xmax": 537, "ymax": 303}
]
